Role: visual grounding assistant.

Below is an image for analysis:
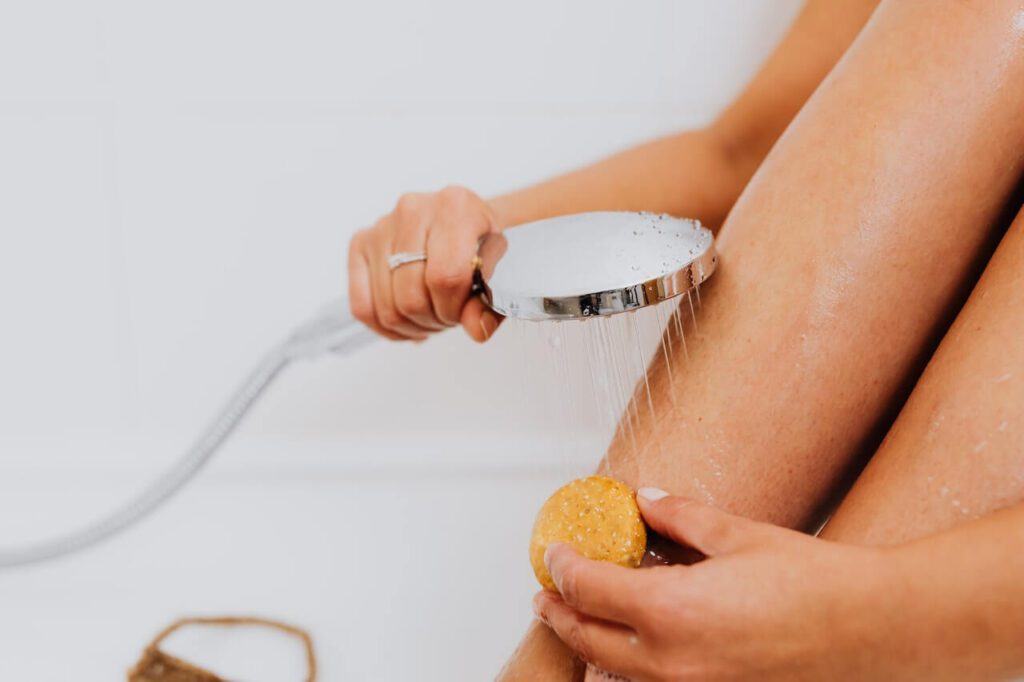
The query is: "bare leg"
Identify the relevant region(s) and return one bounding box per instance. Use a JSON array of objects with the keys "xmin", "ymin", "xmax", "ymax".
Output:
[
  {"xmin": 602, "ymin": 0, "xmax": 1024, "ymax": 529},
  {"xmin": 822, "ymin": 203, "xmax": 1024, "ymax": 546},
  {"xmin": 501, "ymin": 0, "xmax": 1024, "ymax": 677},
  {"xmin": 810, "ymin": 205, "xmax": 1024, "ymax": 678}
]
